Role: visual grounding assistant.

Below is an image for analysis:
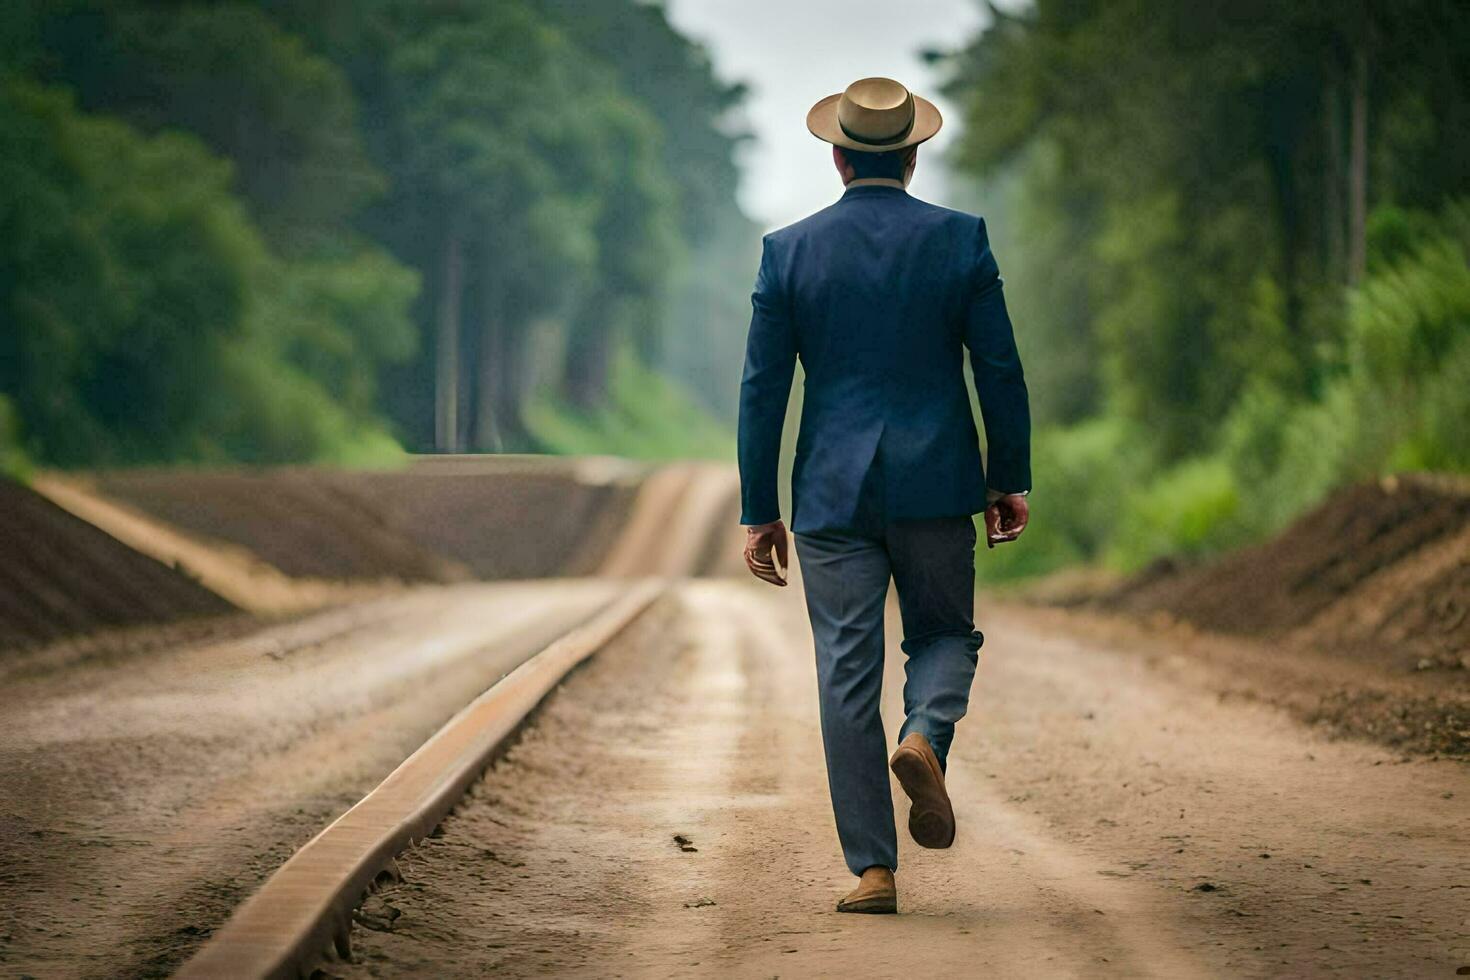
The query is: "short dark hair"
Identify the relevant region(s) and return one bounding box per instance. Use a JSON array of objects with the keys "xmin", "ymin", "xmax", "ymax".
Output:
[{"xmin": 843, "ymin": 148, "xmax": 908, "ymax": 180}]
